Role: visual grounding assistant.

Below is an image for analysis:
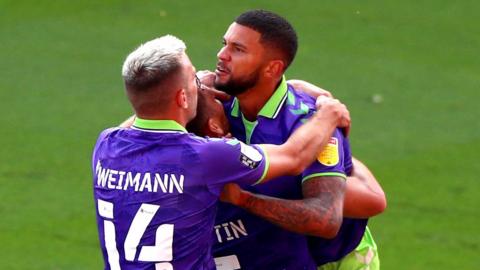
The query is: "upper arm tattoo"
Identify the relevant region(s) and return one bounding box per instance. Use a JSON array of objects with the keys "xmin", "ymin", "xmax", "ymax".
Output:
[
  {"xmin": 302, "ymin": 176, "xmax": 346, "ymax": 229},
  {"xmin": 239, "ymin": 176, "xmax": 346, "ymax": 236}
]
